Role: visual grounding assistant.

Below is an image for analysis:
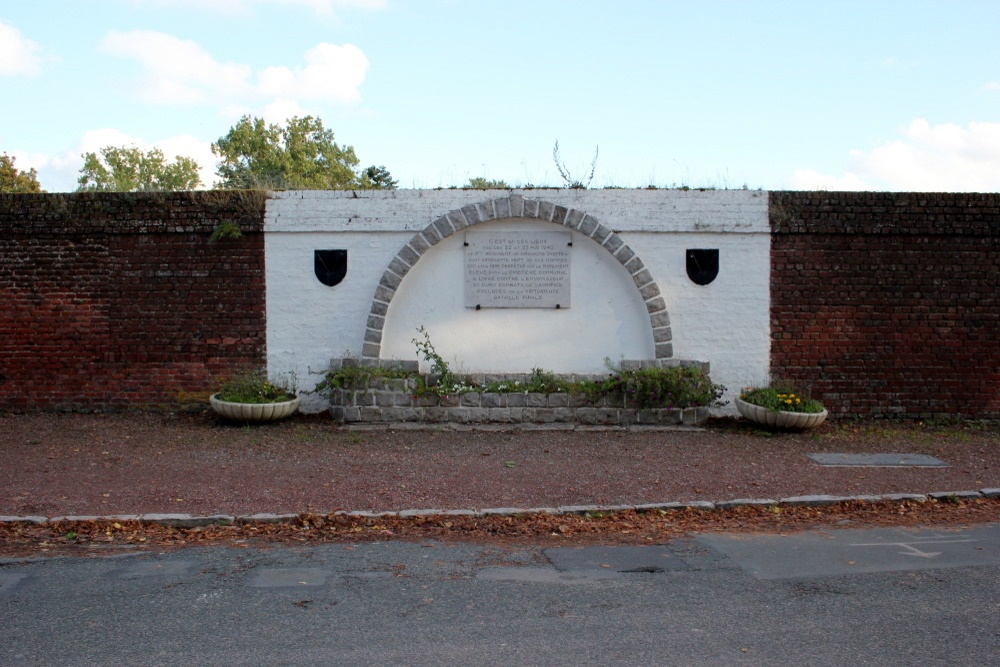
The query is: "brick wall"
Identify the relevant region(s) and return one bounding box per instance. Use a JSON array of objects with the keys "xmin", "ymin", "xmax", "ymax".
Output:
[
  {"xmin": 0, "ymin": 191, "xmax": 266, "ymax": 410},
  {"xmin": 770, "ymin": 192, "xmax": 1000, "ymax": 418}
]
